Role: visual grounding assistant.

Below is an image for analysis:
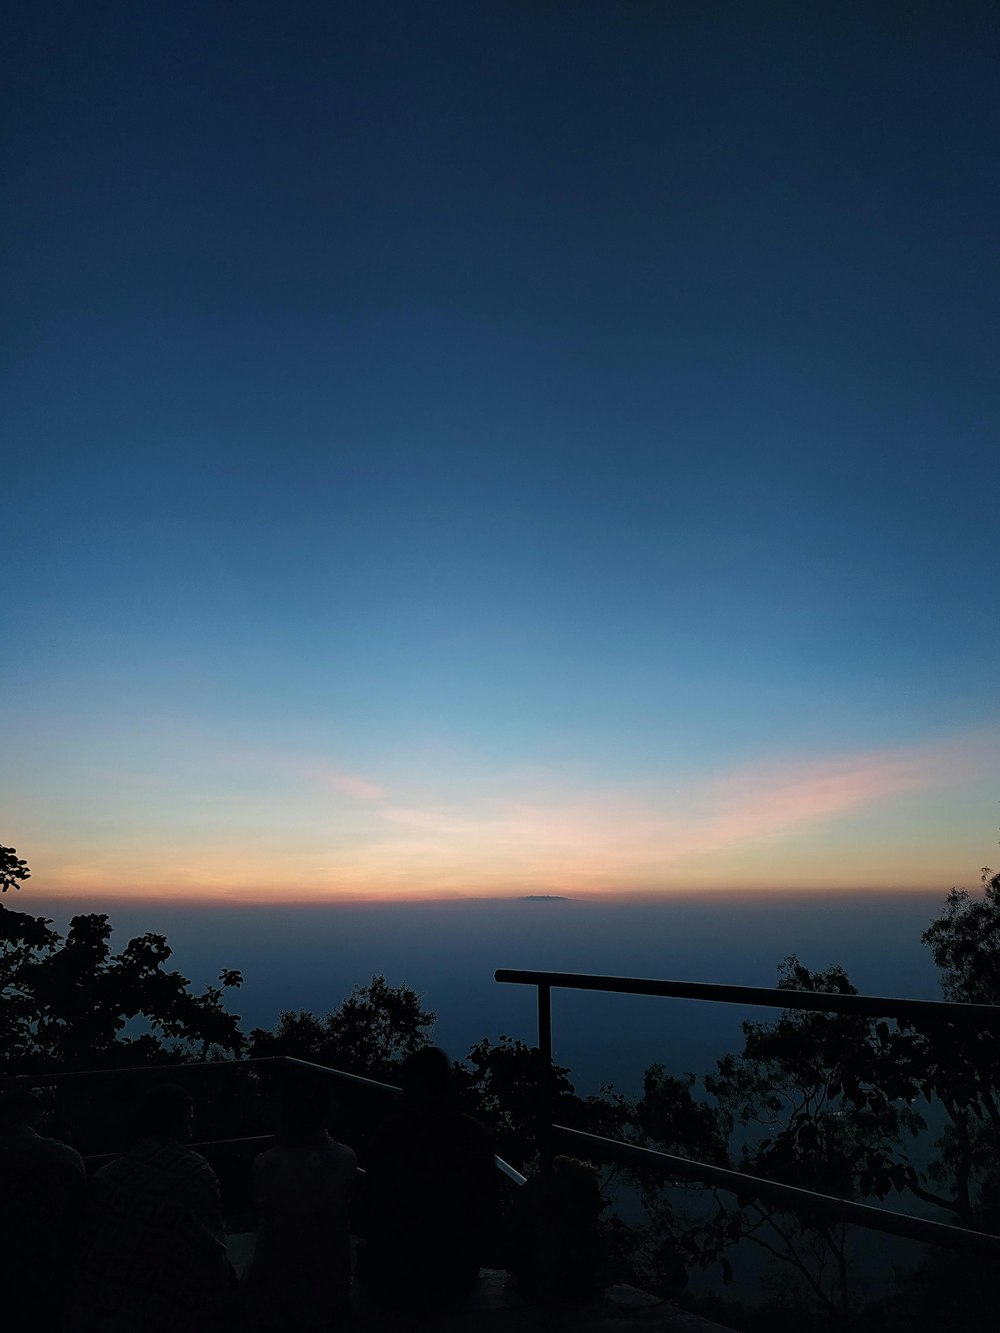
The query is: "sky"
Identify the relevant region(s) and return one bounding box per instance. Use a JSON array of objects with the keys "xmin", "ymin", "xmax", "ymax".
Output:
[{"xmin": 4, "ymin": 2, "xmax": 999, "ymax": 903}]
